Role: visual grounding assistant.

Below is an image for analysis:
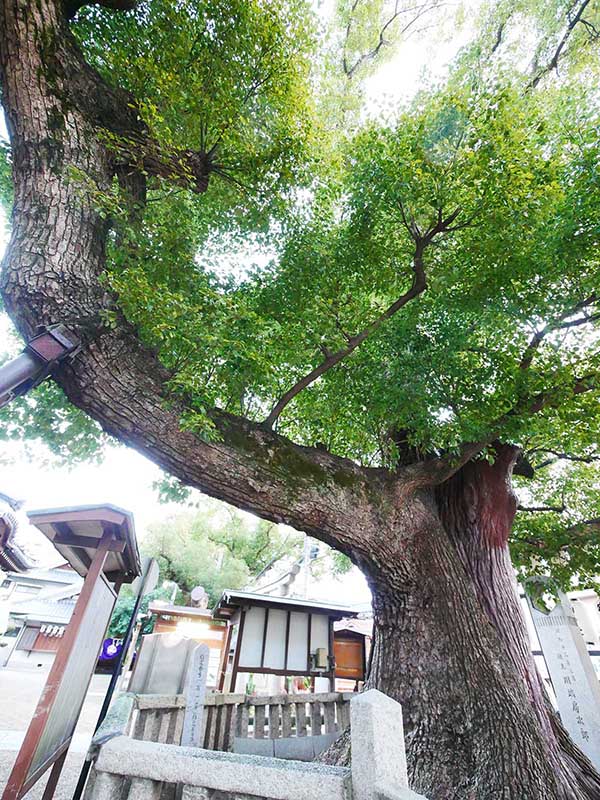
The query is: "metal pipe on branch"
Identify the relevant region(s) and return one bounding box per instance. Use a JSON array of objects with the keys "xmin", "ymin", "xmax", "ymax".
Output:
[
  {"xmin": 0, "ymin": 352, "xmax": 44, "ymax": 397},
  {"xmin": 0, "ymin": 324, "xmax": 80, "ymax": 407}
]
